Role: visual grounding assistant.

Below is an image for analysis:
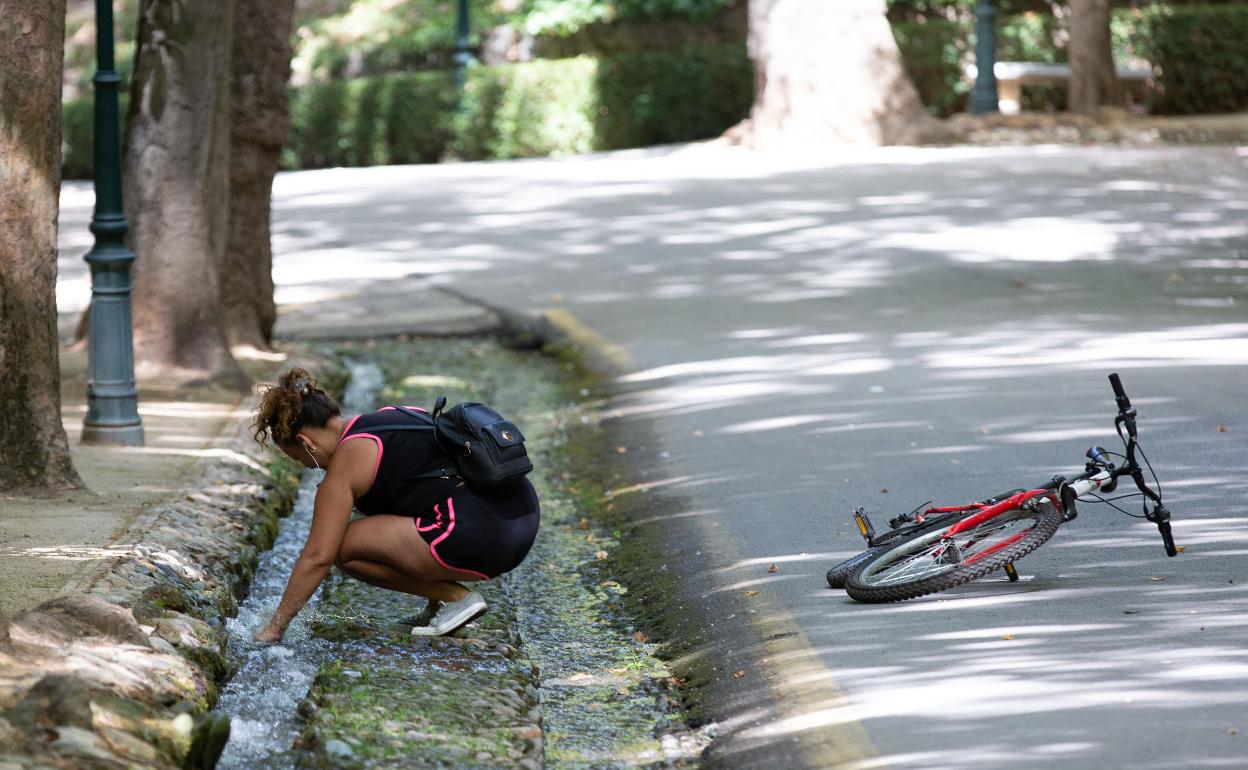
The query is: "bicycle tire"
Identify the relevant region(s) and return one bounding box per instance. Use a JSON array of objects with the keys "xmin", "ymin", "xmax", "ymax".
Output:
[
  {"xmin": 826, "ymin": 503, "xmax": 995, "ymax": 590},
  {"xmin": 826, "ymin": 547, "xmax": 887, "ymax": 589},
  {"xmin": 844, "ymin": 499, "xmax": 1062, "ymax": 603}
]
